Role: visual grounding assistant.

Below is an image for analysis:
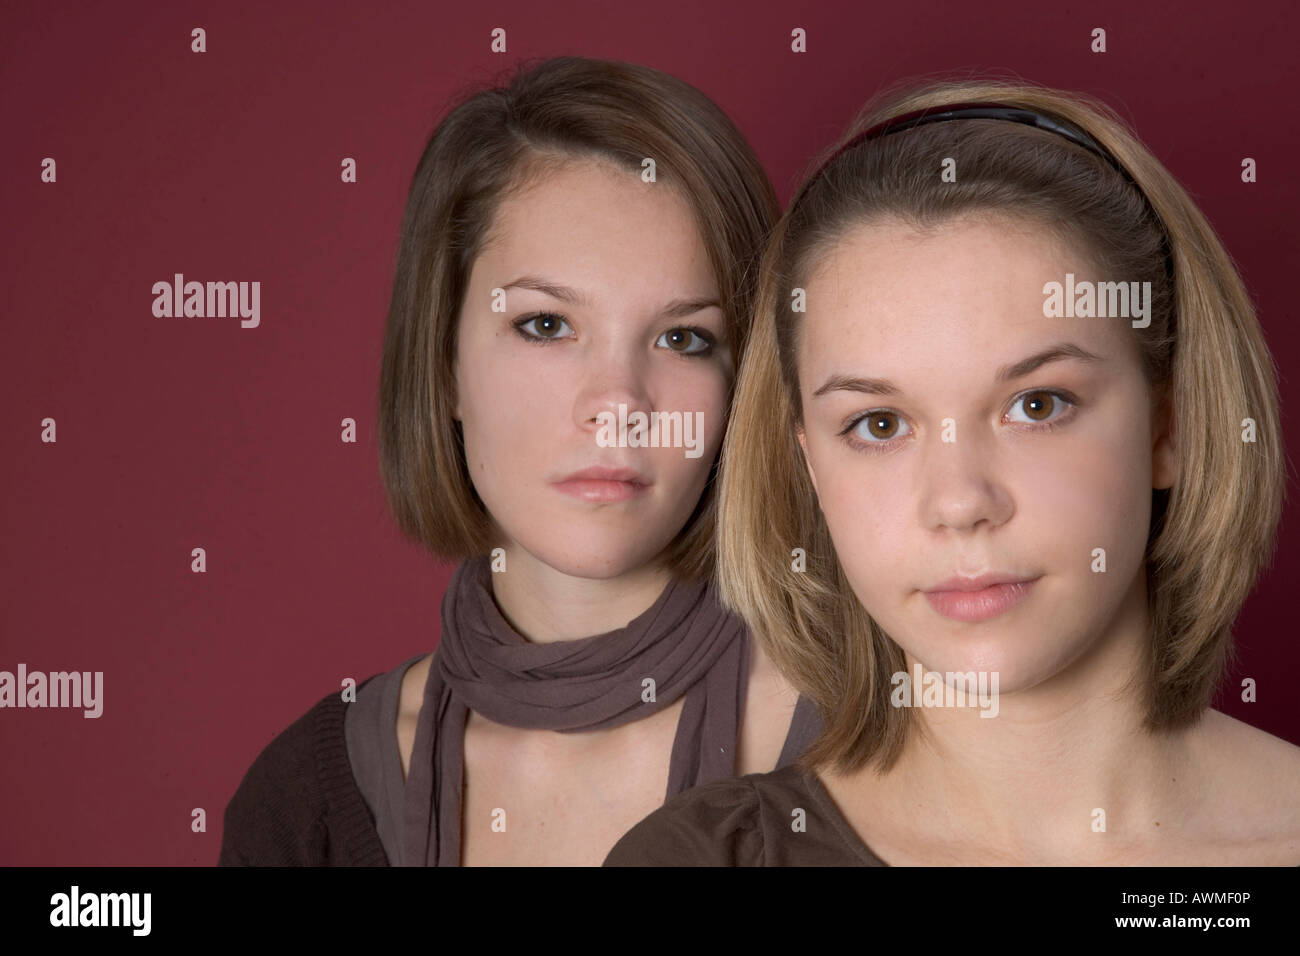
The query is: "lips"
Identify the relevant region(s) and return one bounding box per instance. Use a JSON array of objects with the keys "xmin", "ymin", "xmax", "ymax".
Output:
[
  {"xmin": 925, "ymin": 572, "xmax": 1036, "ymax": 593},
  {"xmin": 551, "ymin": 465, "xmax": 652, "ymax": 503},
  {"xmin": 922, "ymin": 573, "xmax": 1041, "ymax": 623},
  {"xmin": 554, "ymin": 466, "xmax": 651, "ymax": 485}
]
